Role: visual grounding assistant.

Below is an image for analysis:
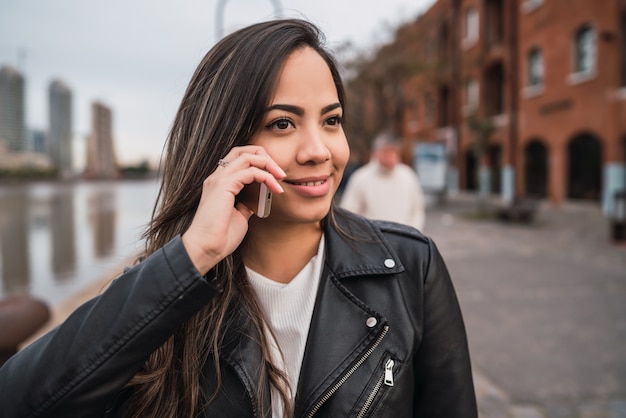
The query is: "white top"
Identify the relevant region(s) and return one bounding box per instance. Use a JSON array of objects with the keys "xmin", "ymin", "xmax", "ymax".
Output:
[
  {"xmin": 340, "ymin": 161, "xmax": 426, "ymax": 230},
  {"xmin": 246, "ymin": 235, "xmax": 325, "ymax": 417}
]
